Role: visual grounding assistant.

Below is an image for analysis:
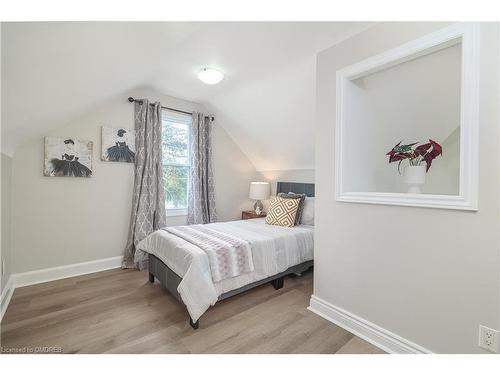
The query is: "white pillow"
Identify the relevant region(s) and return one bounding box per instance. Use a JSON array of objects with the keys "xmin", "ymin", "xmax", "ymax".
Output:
[{"xmin": 300, "ymin": 197, "xmax": 314, "ymax": 225}]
